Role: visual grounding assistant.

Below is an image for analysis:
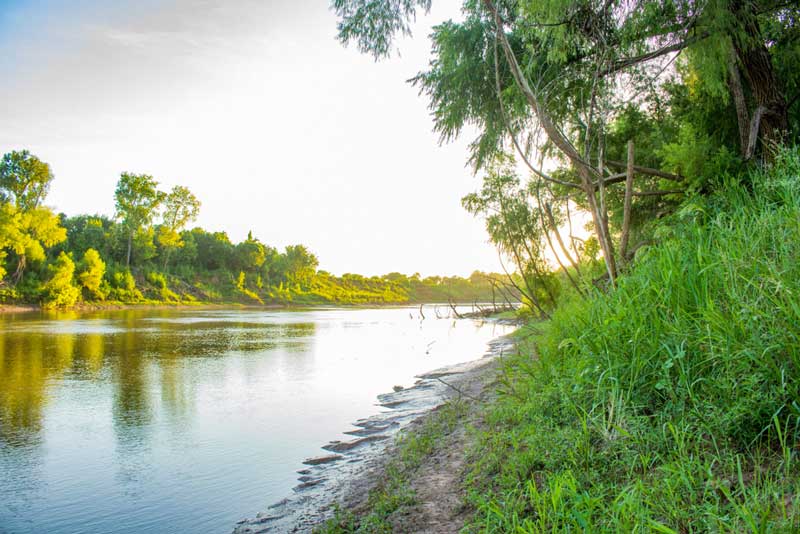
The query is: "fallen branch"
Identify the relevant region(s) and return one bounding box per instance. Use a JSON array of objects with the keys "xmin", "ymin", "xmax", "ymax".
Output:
[{"xmin": 435, "ymin": 377, "xmax": 480, "ymax": 402}]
